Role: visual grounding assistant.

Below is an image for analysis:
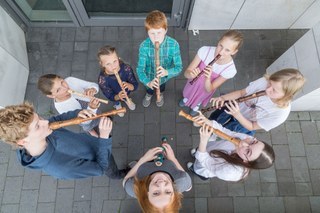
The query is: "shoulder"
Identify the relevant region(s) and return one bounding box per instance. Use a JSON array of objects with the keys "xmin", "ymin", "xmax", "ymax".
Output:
[
  {"xmin": 121, "ymin": 62, "xmax": 133, "ymax": 72},
  {"xmin": 139, "ymin": 38, "xmax": 151, "ymax": 48}
]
